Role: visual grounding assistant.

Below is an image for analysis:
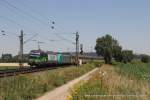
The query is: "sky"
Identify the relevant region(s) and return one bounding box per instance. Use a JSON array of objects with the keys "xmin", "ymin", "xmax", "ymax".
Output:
[{"xmin": 0, "ymin": 0, "xmax": 150, "ymax": 55}]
